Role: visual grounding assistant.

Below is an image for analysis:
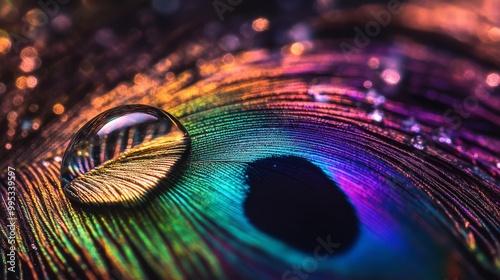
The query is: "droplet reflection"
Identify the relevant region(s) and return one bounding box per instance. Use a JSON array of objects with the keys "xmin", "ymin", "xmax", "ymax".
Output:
[
  {"xmin": 60, "ymin": 105, "xmax": 190, "ymax": 207},
  {"xmin": 411, "ymin": 135, "xmax": 426, "ymax": 150}
]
